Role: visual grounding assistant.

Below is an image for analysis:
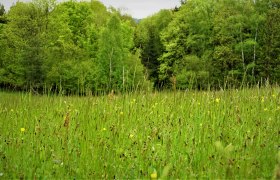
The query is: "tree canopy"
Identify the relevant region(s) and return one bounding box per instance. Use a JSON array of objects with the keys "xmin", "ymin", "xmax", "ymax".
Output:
[
  {"xmin": 0, "ymin": 0, "xmax": 148, "ymax": 94},
  {"xmin": 0, "ymin": 0, "xmax": 279, "ymax": 93}
]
